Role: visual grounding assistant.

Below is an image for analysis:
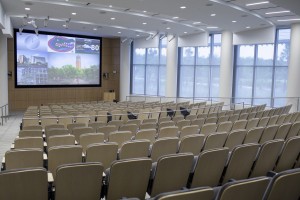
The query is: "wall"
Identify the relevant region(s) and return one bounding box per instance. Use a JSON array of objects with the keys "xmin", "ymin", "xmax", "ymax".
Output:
[
  {"xmin": 0, "ymin": 33, "xmax": 8, "ymax": 108},
  {"xmin": 8, "ymin": 37, "xmax": 120, "ymax": 111}
]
